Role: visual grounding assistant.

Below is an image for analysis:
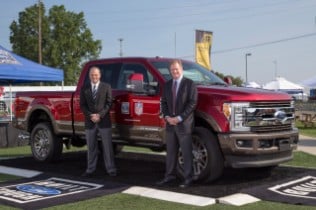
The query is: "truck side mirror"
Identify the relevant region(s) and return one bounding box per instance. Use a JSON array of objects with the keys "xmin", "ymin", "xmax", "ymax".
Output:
[
  {"xmin": 224, "ymin": 76, "xmax": 233, "ymax": 85},
  {"xmin": 127, "ymin": 73, "xmax": 144, "ymax": 93}
]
